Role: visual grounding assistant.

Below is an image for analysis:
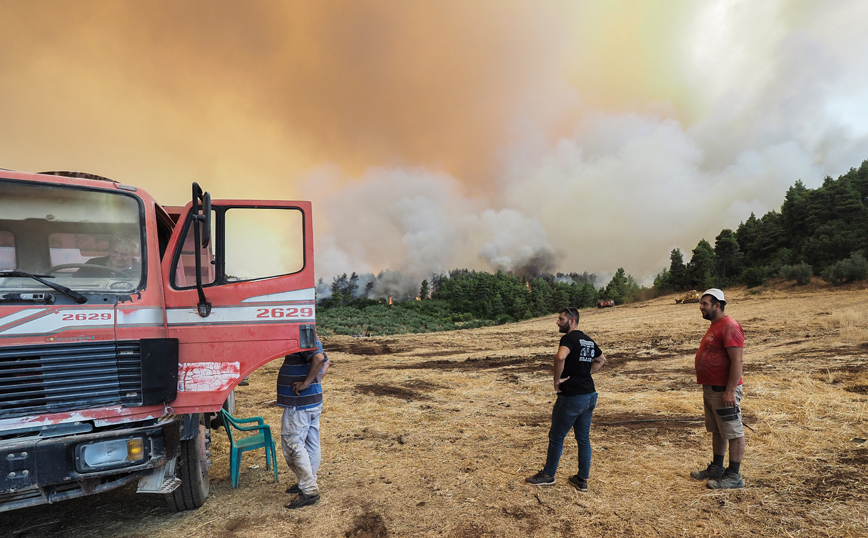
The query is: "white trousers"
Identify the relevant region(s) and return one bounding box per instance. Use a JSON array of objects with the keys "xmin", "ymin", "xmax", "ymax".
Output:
[{"xmin": 281, "ymin": 405, "xmax": 322, "ymax": 495}]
